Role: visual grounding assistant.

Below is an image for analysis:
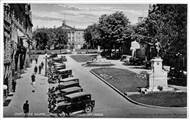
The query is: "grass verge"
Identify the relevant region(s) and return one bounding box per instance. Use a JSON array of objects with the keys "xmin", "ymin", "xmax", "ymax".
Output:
[
  {"xmin": 128, "ymin": 92, "xmax": 187, "ymax": 107},
  {"xmin": 91, "ymin": 68, "xmax": 147, "ymax": 92},
  {"xmin": 91, "ymin": 67, "xmax": 187, "ymax": 107}
]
